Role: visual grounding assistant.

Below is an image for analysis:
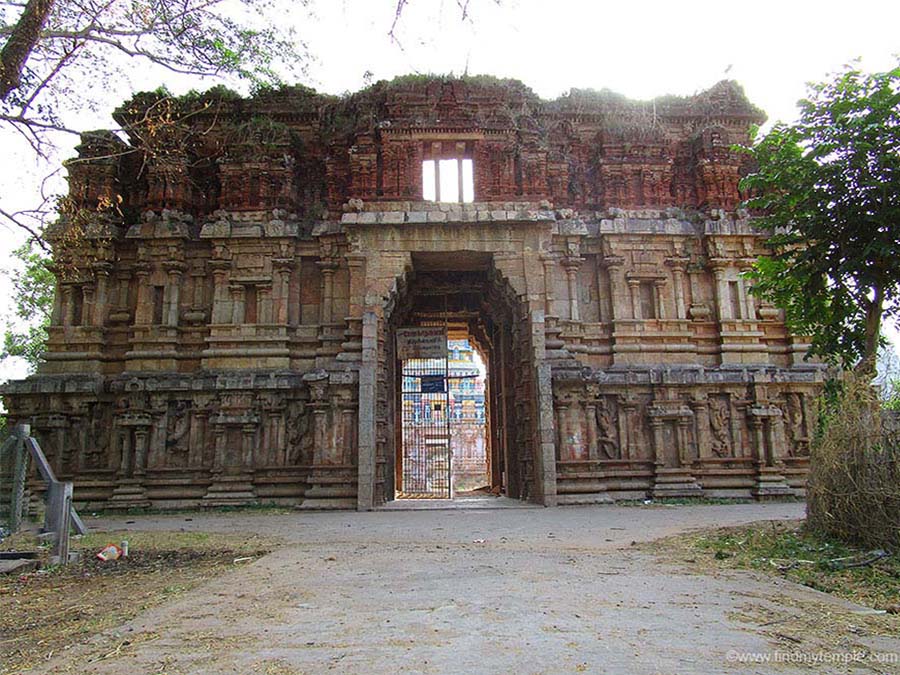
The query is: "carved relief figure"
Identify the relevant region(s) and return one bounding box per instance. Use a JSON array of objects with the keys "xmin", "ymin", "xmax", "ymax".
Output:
[
  {"xmin": 709, "ymin": 396, "xmax": 732, "ymax": 458},
  {"xmin": 782, "ymin": 393, "xmax": 809, "ymax": 457},
  {"xmin": 165, "ymin": 400, "xmax": 191, "ymax": 466},
  {"xmin": 596, "ymin": 397, "xmax": 620, "ymax": 459},
  {"xmin": 83, "ymin": 404, "xmax": 111, "ymax": 470},
  {"xmin": 286, "ymin": 401, "xmax": 312, "ymax": 465}
]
